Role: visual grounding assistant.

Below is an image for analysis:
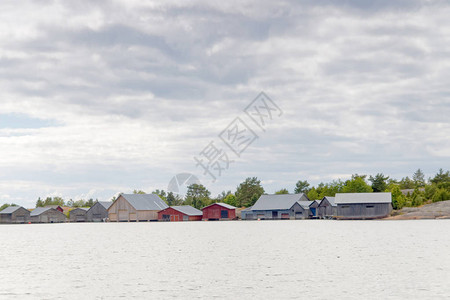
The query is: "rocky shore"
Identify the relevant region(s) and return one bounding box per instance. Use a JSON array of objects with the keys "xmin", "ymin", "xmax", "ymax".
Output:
[{"xmin": 386, "ymin": 200, "xmax": 450, "ymax": 220}]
